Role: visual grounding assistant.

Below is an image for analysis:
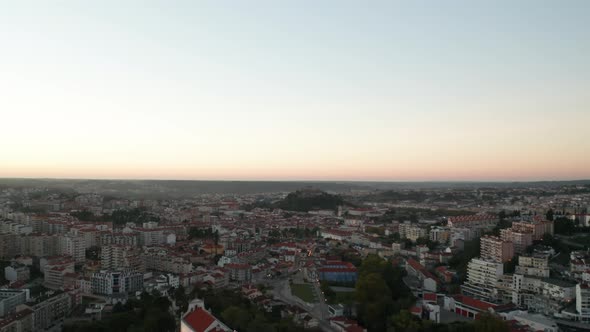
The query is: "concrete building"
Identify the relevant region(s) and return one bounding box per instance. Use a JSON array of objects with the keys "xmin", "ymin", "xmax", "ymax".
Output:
[
  {"xmin": 0, "ymin": 290, "xmax": 29, "ymax": 317},
  {"xmin": 480, "ymin": 235, "xmax": 514, "ymax": 263},
  {"xmin": 500, "ymin": 228, "xmax": 532, "ymax": 254},
  {"xmin": 91, "ymin": 270, "xmax": 143, "ymax": 296},
  {"xmin": 399, "ymin": 222, "xmax": 428, "ymax": 242},
  {"xmin": 0, "ymin": 308, "xmax": 33, "ymax": 332},
  {"xmin": 429, "ymin": 227, "xmax": 450, "ymax": 244},
  {"xmin": 29, "ymin": 292, "xmax": 71, "ymax": 331},
  {"xmin": 4, "ymin": 265, "xmax": 30, "ymax": 284},
  {"xmin": 447, "ymin": 214, "xmax": 498, "ymax": 230},
  {"xmin": 461, "ymin": 258, "xmax": 503, "ymax": 301},
  {"xmin": 515, "ymin": 253, "xmax": 550, "ymax": 278},
  {"xmin": 576, "ymin": 283, "xmax": 590, "ymax": 322},
  {"xmin": 44, "ymin": 259, "xmax": 75, "ymax": 290},
  {"xmin": 101, "ymin": 245, "xmax": 144, "ymax": 273},
  {"xmin": 224, "ymin": 264, "xmax": 252, "ymax": 283}
]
